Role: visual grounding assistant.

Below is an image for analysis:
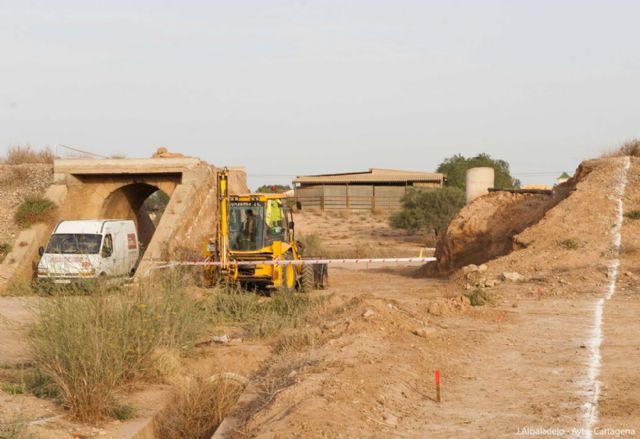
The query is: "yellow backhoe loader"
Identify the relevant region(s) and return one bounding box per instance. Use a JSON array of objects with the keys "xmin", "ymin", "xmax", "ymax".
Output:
[{"xmin": 204, "ymin": 168, "xmax": 328, "ymax": 291}]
